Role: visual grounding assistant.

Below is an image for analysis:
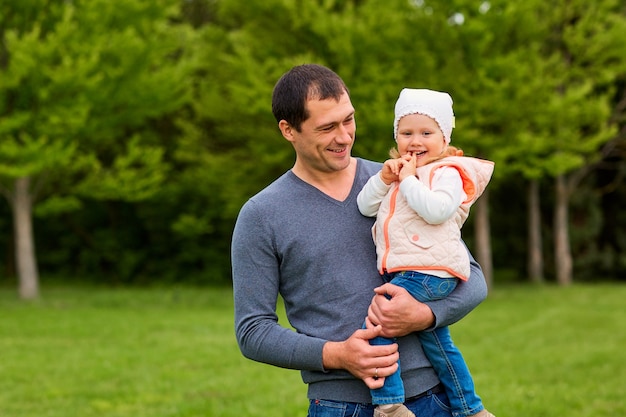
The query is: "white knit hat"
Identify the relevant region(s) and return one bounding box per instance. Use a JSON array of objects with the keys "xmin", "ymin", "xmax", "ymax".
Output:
[{"xmin": 393, "ymin": 88, "xmax": 455, "ymax": 144}]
